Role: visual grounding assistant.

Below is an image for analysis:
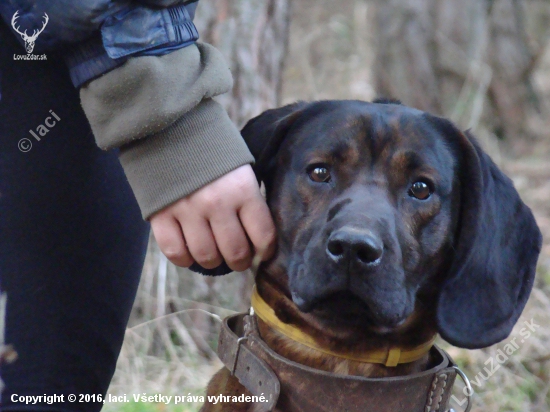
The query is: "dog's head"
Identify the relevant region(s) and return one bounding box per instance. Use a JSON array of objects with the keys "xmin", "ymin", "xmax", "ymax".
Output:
[{"xmin": 242, "ymin": 100, "xmax": 542, "ymax": 349}]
